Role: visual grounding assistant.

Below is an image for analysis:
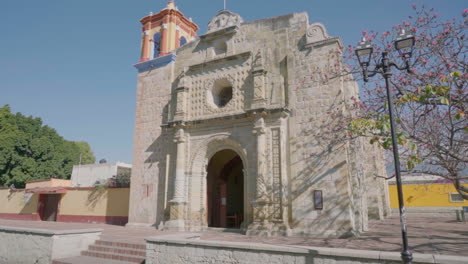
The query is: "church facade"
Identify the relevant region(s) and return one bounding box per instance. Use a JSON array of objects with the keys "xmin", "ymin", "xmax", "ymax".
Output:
[{"xmin": 128, "ymin": 2, "xmax": 390, "ymax": 237}]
